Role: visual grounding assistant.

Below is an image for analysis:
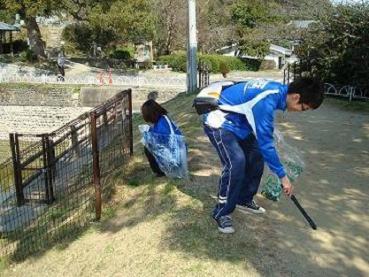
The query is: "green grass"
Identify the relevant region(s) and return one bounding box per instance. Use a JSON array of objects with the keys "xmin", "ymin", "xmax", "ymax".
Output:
[
  {"xmin": 0, "ymin": 140, "xmax": 13, "ymax": 191},
  {"xmin": 0, "ymin": 140, "xmax": 43, "ymax": 191},
  {"xmin": 0, "ymin": 83, "xmax": 85, "ymax": 94},
  {"xmin": 0, "ymin": 256, "xmax": 9, "ymax": 272},
  {"xmin": 0, "ymin": 140, "xmax": 10, "ymax": 162}
]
